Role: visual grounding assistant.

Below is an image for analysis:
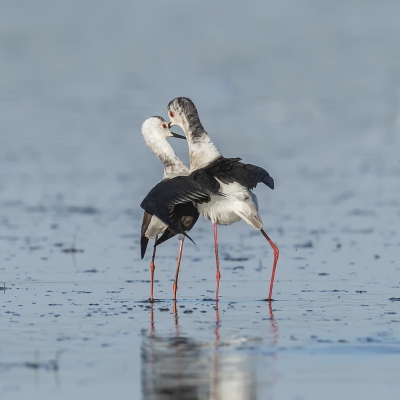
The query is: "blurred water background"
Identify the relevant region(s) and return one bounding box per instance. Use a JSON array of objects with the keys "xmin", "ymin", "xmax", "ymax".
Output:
[{"xmin": 1, "ymin": 1, "xmax": 400, "ymax": 399}]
